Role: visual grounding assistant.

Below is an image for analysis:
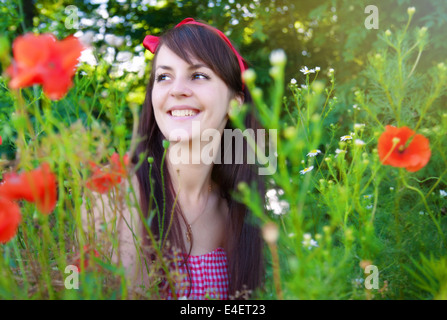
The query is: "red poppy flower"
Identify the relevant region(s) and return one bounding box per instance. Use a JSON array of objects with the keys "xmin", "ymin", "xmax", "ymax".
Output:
[
  {"xmin": 6, "ymin": 33, "xmax": 84, "ymax": 100},
  {"xmin": 0, "ymin": 196, "xmax": 22, "ymax": 244},
  {"xmin": 0, "ymin": 162, "xmax": 57, "ymax": 214},
  {"xmin": 378, "ymin": 125, "xmax": 431, "ymax": 172},
  {"xmin": 0, "ymin": 135, "xmax": 2, "ymax": 145},
  {"xmin": 86, "ymin": 153, "xmax": 130, "ymax": 194},
  {"xmin": 73, "ymin": 245, "xmax": 101, "ymax": 273}
]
